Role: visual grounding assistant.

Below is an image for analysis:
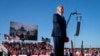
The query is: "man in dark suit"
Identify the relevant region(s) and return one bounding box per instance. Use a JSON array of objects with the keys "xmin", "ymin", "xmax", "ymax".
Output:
[{"xmin": 51, "ymin": 5, "xmax": 67, "ymax": 56}]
